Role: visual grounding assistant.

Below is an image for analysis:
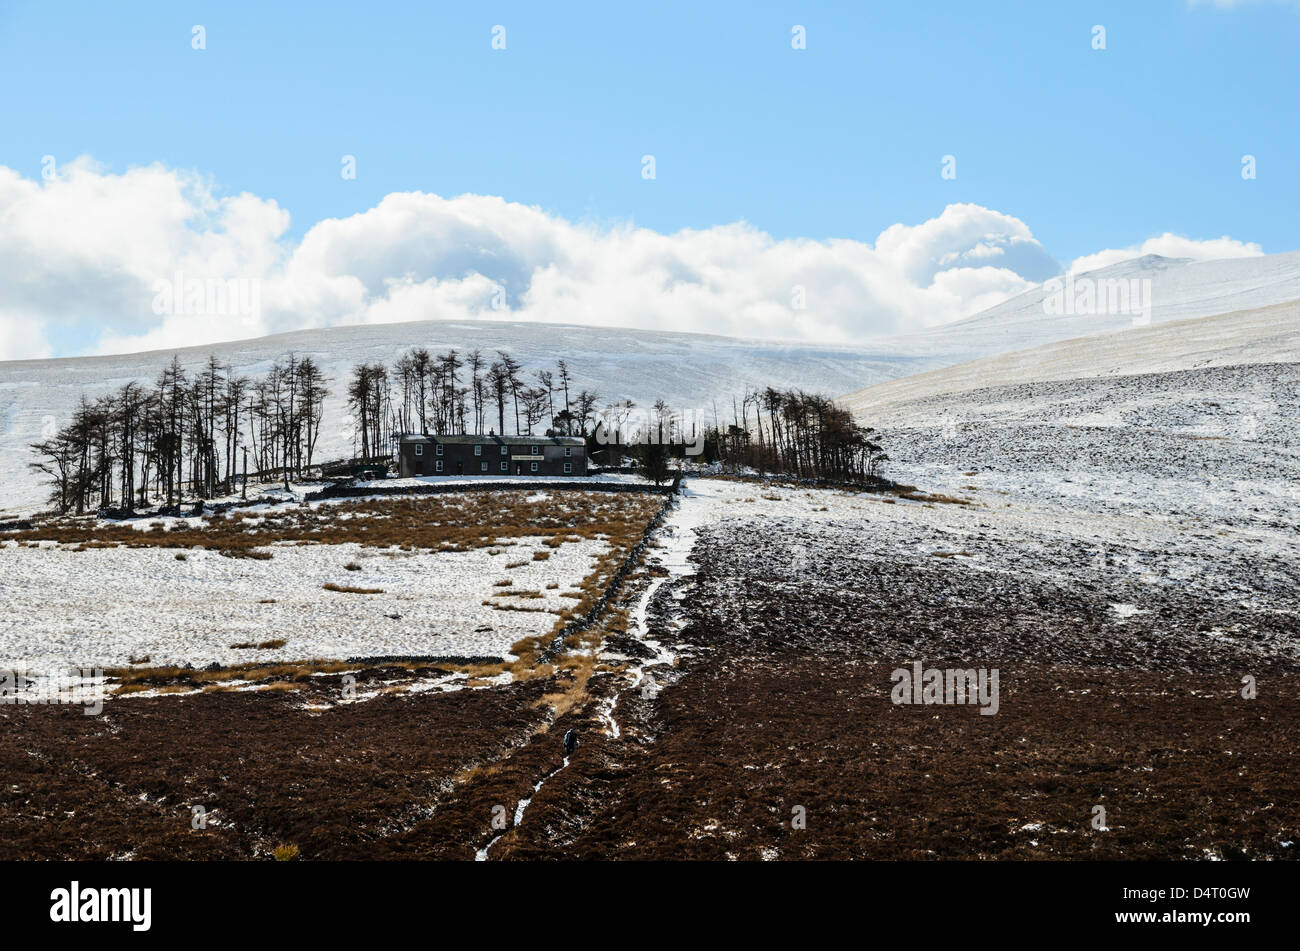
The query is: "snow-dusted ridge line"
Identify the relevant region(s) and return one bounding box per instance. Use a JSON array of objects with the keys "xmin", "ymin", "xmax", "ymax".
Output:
[
  {"xmin": 841, "ymin": 297, "xmax": 1300, "ymax": 420},
  {"xmin": 881, "ymin": 250, "xmax": 1300, "ymax": 358}
]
